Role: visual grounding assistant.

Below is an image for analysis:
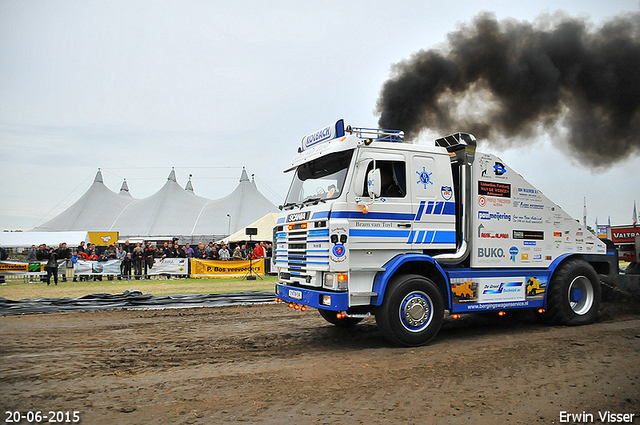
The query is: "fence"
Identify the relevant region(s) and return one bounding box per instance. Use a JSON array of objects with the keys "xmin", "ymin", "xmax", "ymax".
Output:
[{"xmin": 0, "ymin": 258, "xmax": 267, "ymax": 281}]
